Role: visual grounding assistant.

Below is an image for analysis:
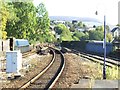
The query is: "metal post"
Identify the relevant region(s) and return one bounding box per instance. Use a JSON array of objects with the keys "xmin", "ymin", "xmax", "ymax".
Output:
[
  {"xmin": 2, "ymin": 40, "xmax": 3, "ymax": 51},
  {"xmin": 103, "ymin": 15, "xmax": 106, "ymax": 79}
]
